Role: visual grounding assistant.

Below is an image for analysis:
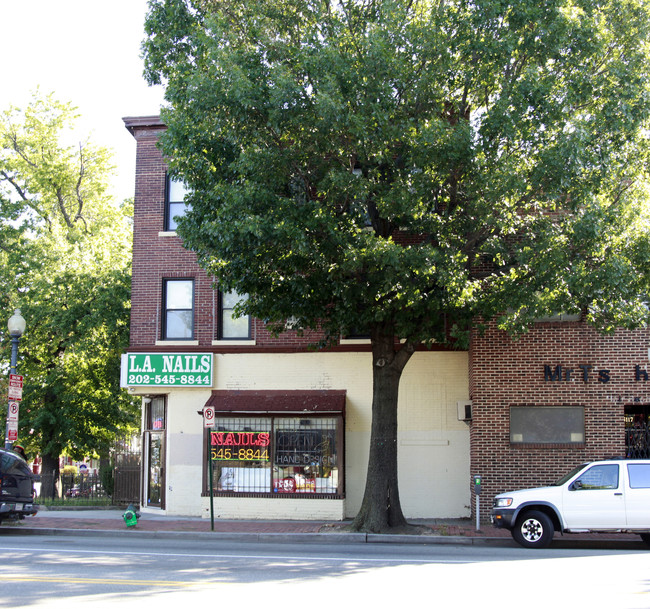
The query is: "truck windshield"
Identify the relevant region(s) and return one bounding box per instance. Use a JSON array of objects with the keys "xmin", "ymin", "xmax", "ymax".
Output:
[{"xmin": 553, "ymin": 463, "xmax": 588, "ymax": 486}]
